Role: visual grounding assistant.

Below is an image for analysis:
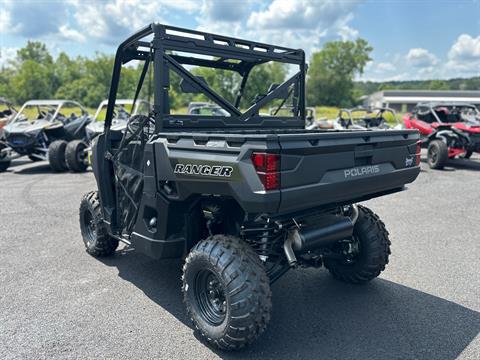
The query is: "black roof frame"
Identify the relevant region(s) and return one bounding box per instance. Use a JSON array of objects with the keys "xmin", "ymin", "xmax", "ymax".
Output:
[{"xmin": 104, "ymin": 23, "xmax": 306, "ymax": 136}]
